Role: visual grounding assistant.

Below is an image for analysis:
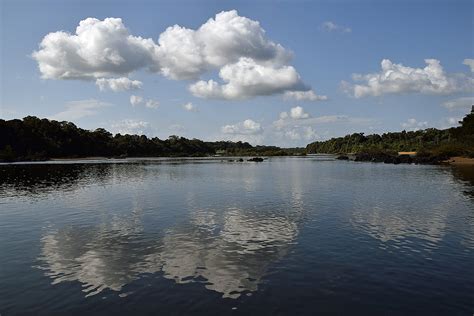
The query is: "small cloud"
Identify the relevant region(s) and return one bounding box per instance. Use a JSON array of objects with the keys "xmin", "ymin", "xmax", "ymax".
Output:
[
  {"xmin": 463, "ymin": 59, "xmax": 474, "ymax": 72},
  {"xmin": 129, "ymin": 95, "xmax": 159, "ymax": 109},
  {"xmin": 183, "ymin": 102, "xmax": 198, "ymax": 112},
  {"xmin": 274, "ymin": 106, "xmax": 312, "ymax": 129},
  {"xmin": 50, "ymin": 99, "xmax": 111, "ymax": 121},
  {"xmin": 145, "ymin": 99, "xmax": 159, "ymax": 109},
  {"xmin": 111, "ymin": 119, "xmax": 150, "ymax": 135},
  {"xmin": 222, "ymin": 119, "xmax": 263, "ymax": 135},
  {"xmin": 130, "ymin": 95, "xmax": 144, "ymax": 106},
  {"xmin": 284, "ymin": 126, "xmax": 318, "ymax": 141},
  {"xmin": 401, "ymin": 118, "xmax": 428, "ymax": 131},
  {"xmin": 321, "ymin": 21, "xmax": 351, "ymax": 33},
  {"xmin": 289, "ymin": 106, "xmax": 310, "ymax": 119},
  {"xmin": 96, "ymin": 77, "xmax": 142, "ymax": 92}
]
